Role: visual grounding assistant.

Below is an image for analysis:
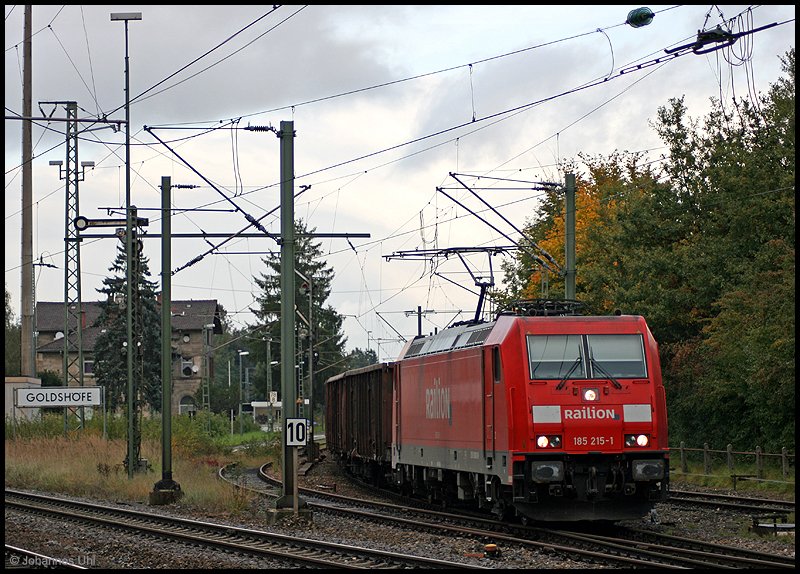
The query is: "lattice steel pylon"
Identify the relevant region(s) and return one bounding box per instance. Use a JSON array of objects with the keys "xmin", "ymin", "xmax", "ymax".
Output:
[
  {"xmin": 127, "ymin": 212, "xmax": 144, "ymax": 471},
  {"xmin": 62, "ymin": 101, "xmax": 85, "ymax": 428}
]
